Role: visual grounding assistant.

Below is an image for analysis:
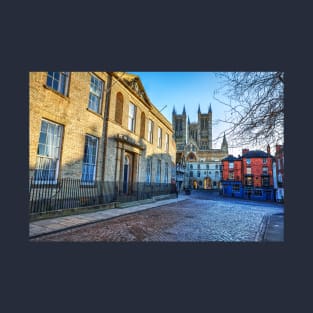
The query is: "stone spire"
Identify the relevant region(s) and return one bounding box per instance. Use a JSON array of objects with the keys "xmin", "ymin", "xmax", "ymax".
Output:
[
  {"xmin": 172, "ymin": 105, "xmax": 176, "ymax": 115},
  {"xmin": 221, "ymin": 132, "xmax": 228, "ymax": 152},
  {"xmin": 188, "ymin": 116, "xmax": 190, "ymax": 124},
  {"xmin": 198, "ymin": 104, "xmax": 201, "ymax": 114},
  {"xmin": 209, "ymin": 103, "xmax": 212, "ymax": 113},
  {"xmin": 182, "ymin": 105, "xmax": 186, "ymax": 115}
]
